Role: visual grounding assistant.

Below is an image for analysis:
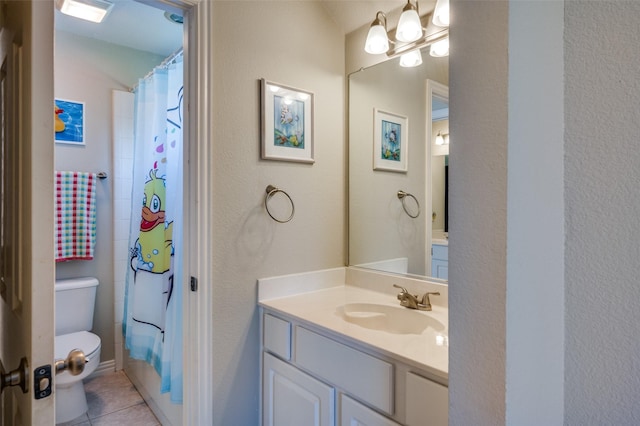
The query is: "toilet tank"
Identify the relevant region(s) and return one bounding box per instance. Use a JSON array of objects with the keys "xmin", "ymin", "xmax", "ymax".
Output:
[{"xmin": 55, "ymin": 277, "xmax": 99, "ymax": 336}]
